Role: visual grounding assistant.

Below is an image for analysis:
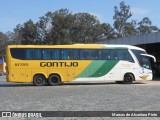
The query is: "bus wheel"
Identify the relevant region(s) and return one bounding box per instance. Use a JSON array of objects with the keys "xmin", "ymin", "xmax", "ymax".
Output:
[
  {"xmin": 123, "ymin": 73, "xmax": 134, "ymax": 84},
  {"xmin": 48, "ymin": 74, "xmax": 61, "ymax": 86},
  {"xmin": 33, "ymin": 75, "xmax": 46, "ymax": 86}
]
